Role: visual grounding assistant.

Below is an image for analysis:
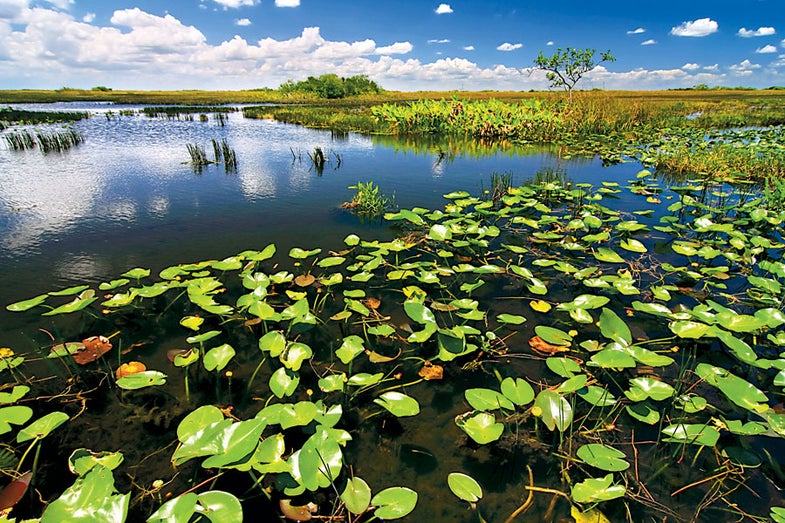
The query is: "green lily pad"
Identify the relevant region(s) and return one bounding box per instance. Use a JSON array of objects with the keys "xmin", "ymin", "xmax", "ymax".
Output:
[
  {"xmin": 571, "ymin": 474, "xmax": 626, "ymax": 504},
  {"xmin": 374, "ymin": 392, "xmax": 420, "ymax": 417},
  {"xmin": 371, "ymin": 487, "xmax": 418, "ymax": 519},
  {"xmin": 447, "ymin": 472, "xmax": 483, "ymax": 503},
  {"xmin": 577, "ymin": 443, "xmax": 630, "ymax": 472},
  {"xmin": 341, "ymin": 476, "xmax": 372, "ymax": 515},
  {"xmin": 455, "ymin": 411, "xmax": 504, "ymax": 444}
]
